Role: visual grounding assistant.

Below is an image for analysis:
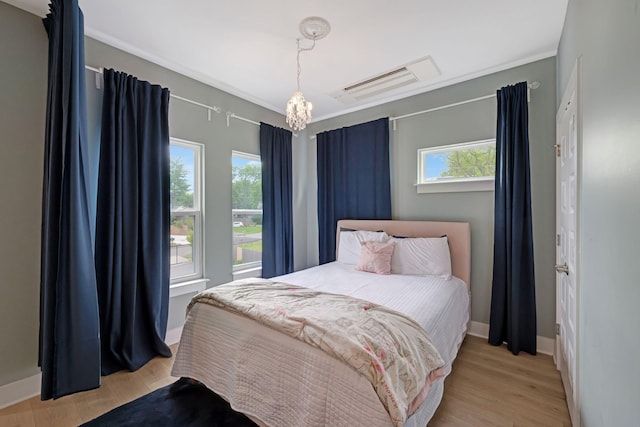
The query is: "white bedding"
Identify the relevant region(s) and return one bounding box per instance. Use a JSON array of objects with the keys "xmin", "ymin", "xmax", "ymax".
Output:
[
  {"xmin": 273, "ymin": 263, "xmax": 470, "ymax": 378},
  {"xmin": 172, "ymin": 262, "xmax": 469, "ymax": 427}
]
